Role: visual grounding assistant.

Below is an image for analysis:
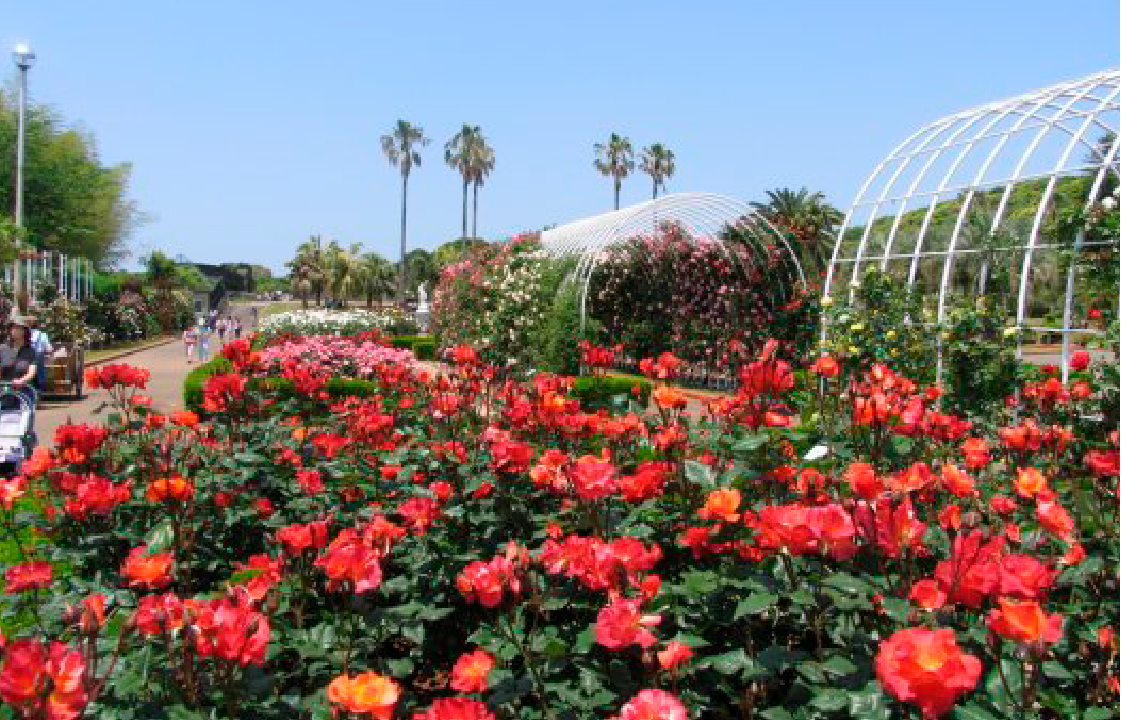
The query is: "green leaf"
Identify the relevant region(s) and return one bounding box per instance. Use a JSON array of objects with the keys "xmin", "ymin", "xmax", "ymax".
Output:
[
  {"xmin": 1084, "ymin": 709, "xmax": 1117, "ymax": 720},
  {"xmin": 144, "ymin": 520, "xmax": 175, "ymax": 553},
  {"xmin": 953, "ymin": 703, "xmax": 1001, "ymax": 720},
  {"xmin": 849, "ymin": 683, "xmax": 890, "ymax": 720},
  {"xmin": 811, "ymin": 688, "xmax": 848, "ymax": 712},
  {"xmin": 733, "ymin": 434, "xmax": 769, "ymax": 456},
  {"xmin": 1041, "ymin": 660, "xmax": 1073, "ymax": 680},
  {"xmin": 683, "ymin": 460, "xmax": 715, "ymax": 490},
  {"xmin": 734, "ymin": 592, "xmax": 778, "ymax": 619},
  {"xmin": 759, "ymin": 708, "xmax": 794, "ymax": 720},
  {"xmin": 821, "ymin": 655, "xmax": 857, "ymax": 677},
  {"xmin": 702, "ymin": 649, "xmax": 752, "ymax": 676}
]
